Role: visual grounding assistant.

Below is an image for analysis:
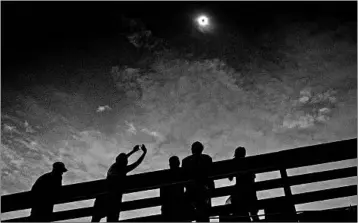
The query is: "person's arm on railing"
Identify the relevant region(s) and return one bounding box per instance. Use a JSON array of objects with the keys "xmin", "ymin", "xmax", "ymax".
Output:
[{"xmin": 126, "ymin": 144, "xmax": 147, "ymax": 173}]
